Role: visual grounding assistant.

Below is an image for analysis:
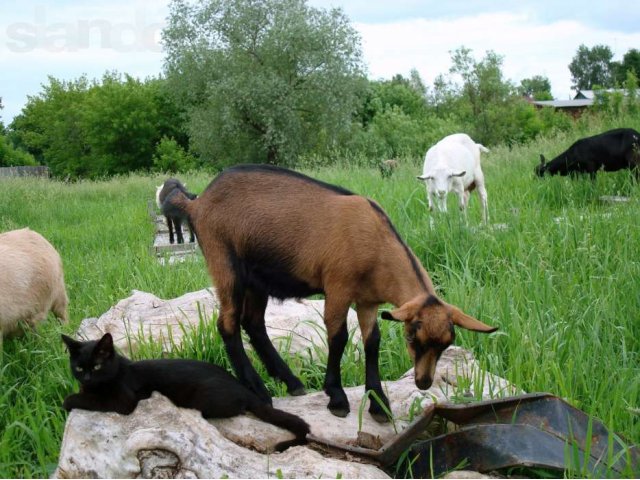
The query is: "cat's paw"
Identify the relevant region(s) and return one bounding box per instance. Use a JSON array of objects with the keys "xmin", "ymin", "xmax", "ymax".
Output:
[{"xmin": 62, "ymin": 394, "xmax": 81, "ymax": 411}]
